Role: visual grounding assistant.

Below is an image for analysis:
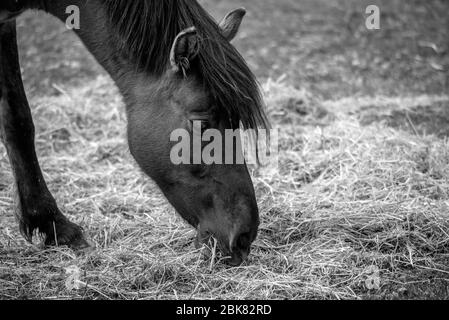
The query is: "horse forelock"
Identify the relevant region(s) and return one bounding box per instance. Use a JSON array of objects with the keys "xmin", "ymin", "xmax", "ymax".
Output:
[{"xmin": 100, "ymin": 0, "xmax": 269, "ymax": 131}]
